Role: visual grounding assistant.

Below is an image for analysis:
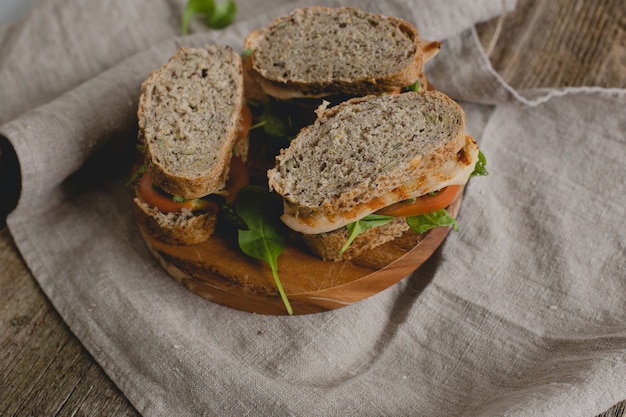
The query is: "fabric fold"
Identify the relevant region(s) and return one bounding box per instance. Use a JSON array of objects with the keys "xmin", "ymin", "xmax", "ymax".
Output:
[{"xmin": 1, "ymin": 0, "xmax": 625, "ymax": 416}]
